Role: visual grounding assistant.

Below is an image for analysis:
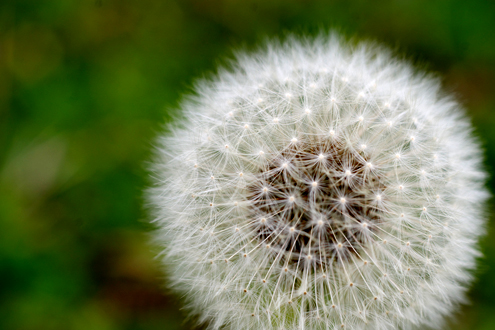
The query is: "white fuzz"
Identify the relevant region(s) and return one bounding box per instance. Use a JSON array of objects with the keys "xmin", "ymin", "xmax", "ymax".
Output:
[{"xmin": 149, "ymin": 34, "xmax": 488, "ymax": 330}]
